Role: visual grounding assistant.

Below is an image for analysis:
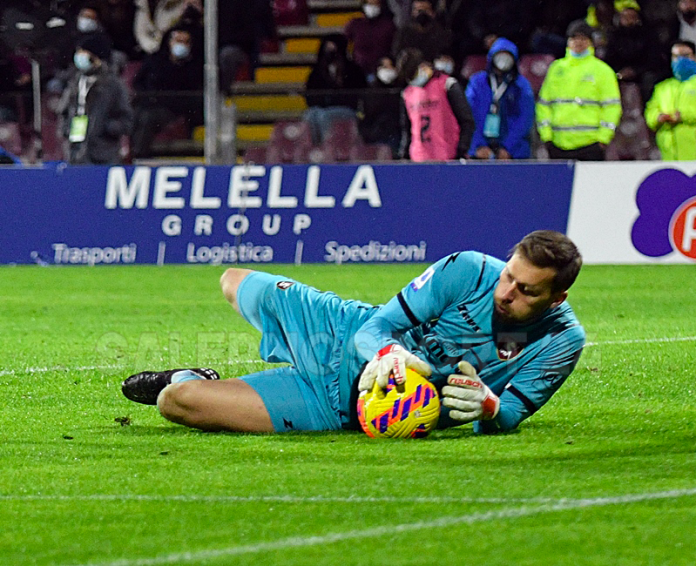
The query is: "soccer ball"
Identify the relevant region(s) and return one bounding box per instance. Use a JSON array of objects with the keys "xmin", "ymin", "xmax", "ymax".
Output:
[{"xmin": 357, "ymin": 368, "xmax": 440, "ymax": 439}]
